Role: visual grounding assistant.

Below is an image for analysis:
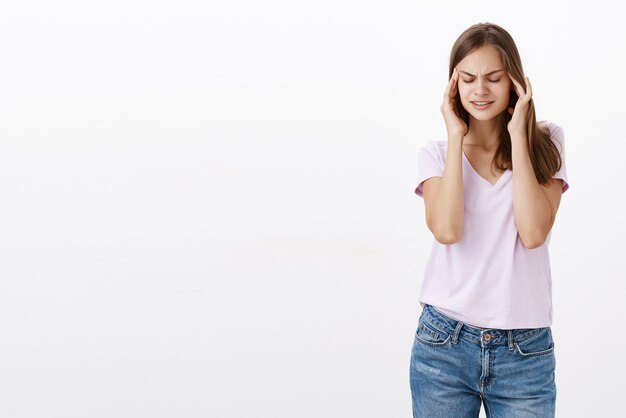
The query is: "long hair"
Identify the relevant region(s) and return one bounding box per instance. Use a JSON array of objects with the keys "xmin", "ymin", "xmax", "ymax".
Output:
[{"xmin": 449, "ymin": 22, "xmax": 562, "ymax": 186}]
